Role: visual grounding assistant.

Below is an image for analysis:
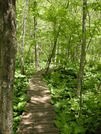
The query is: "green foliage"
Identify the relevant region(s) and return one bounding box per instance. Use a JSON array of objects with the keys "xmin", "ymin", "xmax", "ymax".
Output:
[
  {"xmin": 97, "ymin": 63, "xmax": 101, "ymax": 71},
  {"xmin": 15, "ymin": 0, "xmax": 101, "ymax": 133},
  {"xmin": 44, "ymin": 65, "xmax": 101, "ymax": 134},
  {"xmin": 88, "ymin": 59, "xmax": 95, "ymax": 67},
  {"xmin": 24, "ymin": 62, "xmax": 36, "ymax": 77},
  {"xmin": 16, "ymin": 59, "xmax": 36, "ymax": 78},
  {"xmin": 13, "ymin": 71, "xmax": 30, "ymax": 134}
]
